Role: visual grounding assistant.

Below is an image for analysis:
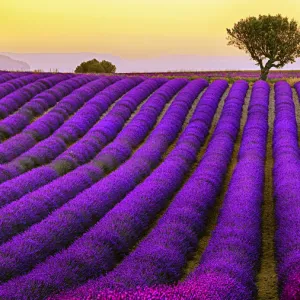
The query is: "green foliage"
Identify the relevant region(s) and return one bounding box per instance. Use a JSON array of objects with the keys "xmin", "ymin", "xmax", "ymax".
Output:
[
  {"xmin": 74, "ymin": 59, "xmax": 116, "ymax": 74},
  {"xmin": 227, "ymin": 14, "xmax": 300, "ymax": 80}
]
